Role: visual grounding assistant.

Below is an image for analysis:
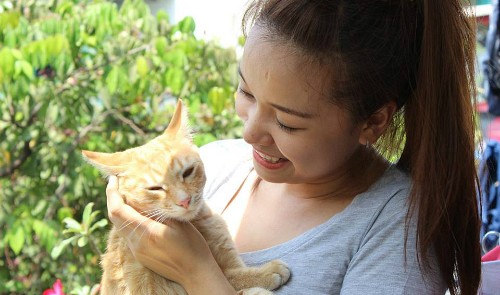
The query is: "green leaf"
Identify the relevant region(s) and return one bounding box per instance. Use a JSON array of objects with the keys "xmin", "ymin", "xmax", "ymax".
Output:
[
  {"xmin": 14, "ymin": 112, "xmax": 23, "ymax": 122},
  {"xmin": 63, "ymin": 217, "xmax": 82, "ymax": 232},
  {"xmin": 51, "ymin": 236, "xmax": 78, "ymax": 259},
  {"xmin": 194, "ymin": 133, "xmax": 217, "ymax": 147},
  {"xmin": 31, "ymin": 200, "xmax": 47, "ymax": 216},
  {"xmin": 40, "ymin": 168, "xmax": 51, "ymax": 180},
  {"xmin": 90, "ymin": 219, "xmax": 108, "ymax": 232},
  {"xmin": 77, "ymin": 235, "xmax": 88, "ymax": 247},
  {"xmin": 3, "ymin": 28, "xmax": 17, "ymax": 47},
  {"xmin": 56, "ymin": 2, "xmax": 74, "ymax": 15},
  {"xmin": 156, "ymin": 10, "xmax": 169, "ymax": 23},
  {"xmin": 165, "ymin": 67, "xmax": 185, "ymax": 94},
  {"xmin": 136, "ymin": 56, "xmax": 148, "ymax": 77},
  {"xmin": 82, "ymin": 202, "xmax": 94, "ymax": 227},
  {"xmin": 33, "ymin": 220, "xmax": 58, "ymax": 252},
  {"xmin": 106, "ymin": 66, "xmax": 120, "ymax": 94},
  {"xmin": 155, "ymin": 37, "xmax": 168, "ymax": 57},
  {"xmin": 238, "ymin": 35, "xmax": 246, "ymax": 47},
  {"xmin": 208, "ymin": 87, "xmax": 226, "ymax": 115},
  {"xmin": 74, "ymin": 175, "xmax": 84, "ymax": 198},
  {"xmin": 0, "ymin": 11, "xmax": 20, "ymax": 29},
  {"xmin": 164, "ymin": 49, "xmax": 186, "ymax": 67},
  {"xmin": 20, "ymin": 61, "xmax": 34, "ymax": 80},
  {"xmin": 178, "ymin": 16, "xmax": 195, "ymax": 34},
  {"xmin": 57, "ymin": 176, "xmax": 67, "ymax": 188},
  {"xmin": 8, "ymin": 225, "xmax": 25, "ymax": 255},
  {"xmin": 57, "ymin": 207, "xmax": 73, "ymax": 222},
  {"xmin": 0, "ymin": 48, "xmax": 15, "ymax": 77},
  {"xmin": 10, "ymin": 49, "xmax": 23, "ymax": 60}
]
